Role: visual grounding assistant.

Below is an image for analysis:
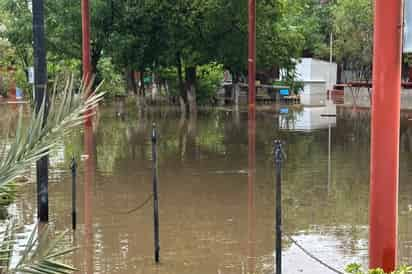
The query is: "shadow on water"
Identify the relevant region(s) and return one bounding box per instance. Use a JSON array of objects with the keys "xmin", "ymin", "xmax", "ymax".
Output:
[{"xmin": 5, "ymin": 102, "xmax": 412, "ymax": 273}]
